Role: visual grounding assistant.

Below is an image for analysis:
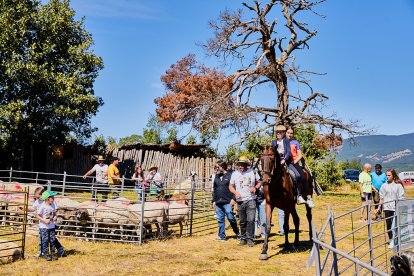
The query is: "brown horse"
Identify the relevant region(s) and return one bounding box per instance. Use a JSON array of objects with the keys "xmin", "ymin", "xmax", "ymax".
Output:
[{"xmin": 259, "ymin": 145, "xmax": 313, "ymax": 260}]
